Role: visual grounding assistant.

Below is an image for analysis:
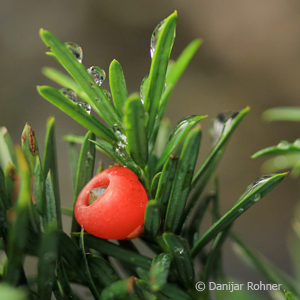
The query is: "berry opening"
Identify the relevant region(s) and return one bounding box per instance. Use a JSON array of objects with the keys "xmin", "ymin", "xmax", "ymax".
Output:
[{"xmin": 88, "ymin": 186, "xmax": 108, "ymax": 205}]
